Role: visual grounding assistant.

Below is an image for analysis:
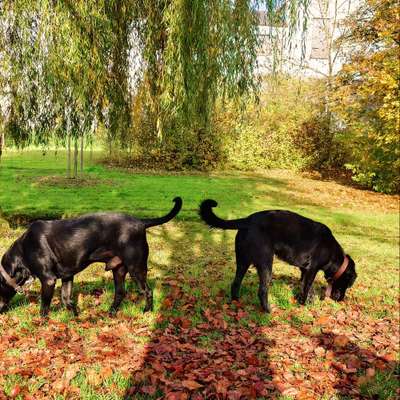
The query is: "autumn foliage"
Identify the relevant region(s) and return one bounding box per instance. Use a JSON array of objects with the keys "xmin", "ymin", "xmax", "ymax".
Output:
[{"xmin": 333, "ymin": 0, "xmax": 400, "ymax": 193}]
